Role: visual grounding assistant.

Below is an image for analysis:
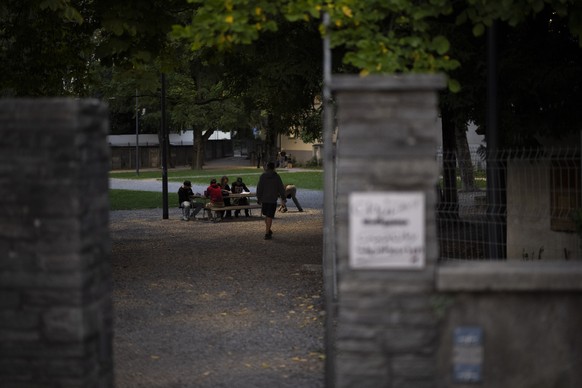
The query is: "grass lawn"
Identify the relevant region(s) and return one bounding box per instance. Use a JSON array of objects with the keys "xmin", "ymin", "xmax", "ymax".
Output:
[
  {"xmin": 109, "ymin": 190, "xmax": 179, "ymax": 211},
  {"xmin": 109, "ymin": 167, "xmax": 323, "ymax": 210},
  {"xmin": 110, "ymin": 168, "xmax": 490, "ymax": 210},
  {"xmin": 110, "ymin": 168, "xmax": 323, "ymax": 190}
]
